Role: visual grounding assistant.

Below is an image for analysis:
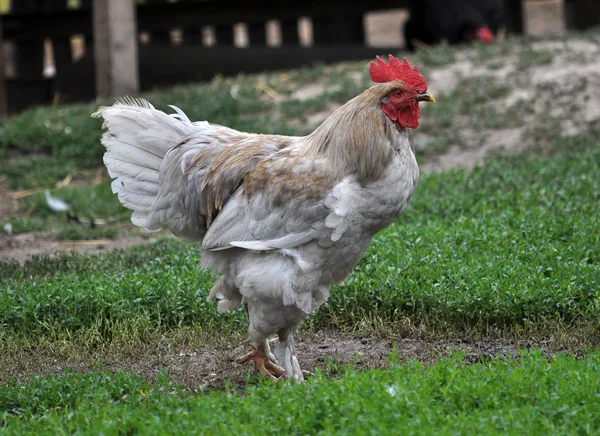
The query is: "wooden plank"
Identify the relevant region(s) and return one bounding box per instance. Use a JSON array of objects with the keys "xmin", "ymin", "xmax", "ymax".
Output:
[
  {"xmin": 53, "ymin": 43, "xmax": 404, "ymax": 102},
  {"xmin": 92, "ymin": 0, "xmax": 139, "ymax": 97},
  {"xmin": 145, "ymin": 0, "xmax": 171, "ymax": 46},
  {"xmin": 13, "ymin": 39, "xmax": 44, "ymax": 80},
  {"xmin": 312, "ymin": 16, "xmax": 333, "ymax": 45},
  {"xmin": 2, "ymin": 1, "xmax": 408, "ymax": 40},
  {"xmin": 2, "ymin": 9, "xmax": 90, "ymax": 40},
  {"xmin": 247, "ymin": 22, "xmax": 267, "ymax": 46},
  {"xmin": 184, "ymin": 27, "xmax": 202, "ymax": 45},
  {"xmin": 47, "ymin": 0, "xmax": 69, "ymax": 11},
  {"xmin": 52, "ymin": 37, "xmax": 72, "ymax": 73},
  {"xmin": 135, "ymin": 0, "xmax": 407, "ymax": 31},
  {"xmin": 0, "ymin": 17, "xmax": 7, "ymax": 117},
  {"xmin": 151, "ymin": 29, "xmax": 171, "ymax": 46},
  {"xmin": 504, "ymin": 0, "xmax": 524, "ymax": 33},
  {"xmin": 280, "ymin": 18, "xmax": 299, "ymax": 45},
  {"xmin": 9, "ymin": 0, "xmax": 39, "ymax": 13},
  {"xmin": 330, "ymin": 14, "xmax": 365, "ymax": 44},
  {"xmin": 135, "ymin": 44, "xmax": 401, "ymax": 88},
  {"xmin": 215, "ymin": 25, "xmax": 234, "ymax": 46},
  {"xmin": 2, "ymin": 0, "xmax": 414, "ymax": 114},
  {"xmin": 311, "ymin": 13, "xmax": 365, "ymax": 45}
]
